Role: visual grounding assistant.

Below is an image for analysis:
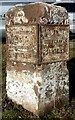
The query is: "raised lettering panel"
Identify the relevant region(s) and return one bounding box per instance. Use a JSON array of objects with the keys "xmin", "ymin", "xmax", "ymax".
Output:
[
  {"xmin": 40, "ymin": 25, "xmax": 69, "ymax": 63},
  {"xmin": 7, "ymin": 25, "xmax": 38, "ymax": 63}
]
